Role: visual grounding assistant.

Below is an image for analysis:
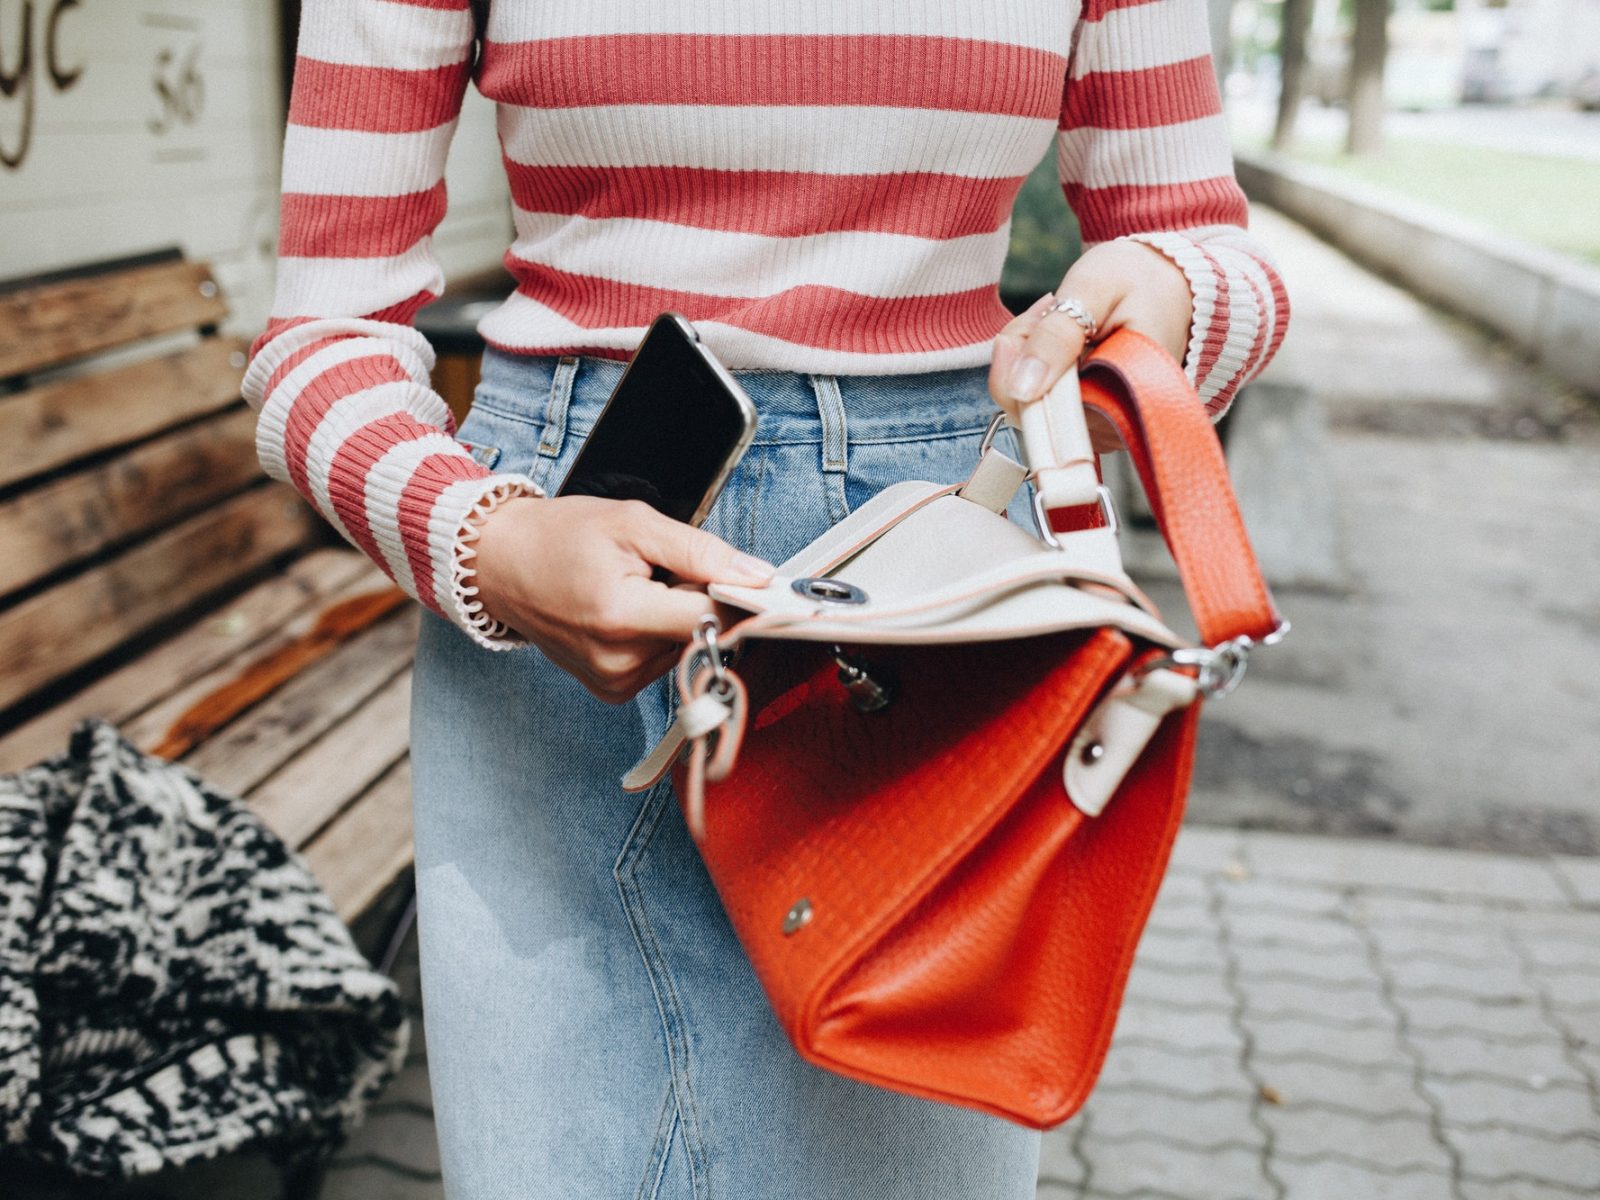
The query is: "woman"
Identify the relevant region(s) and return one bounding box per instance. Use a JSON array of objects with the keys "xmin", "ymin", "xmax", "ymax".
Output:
[{"xmin": 245, "ymin": 1, "xmax": 1287, "ymax": 1195}]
